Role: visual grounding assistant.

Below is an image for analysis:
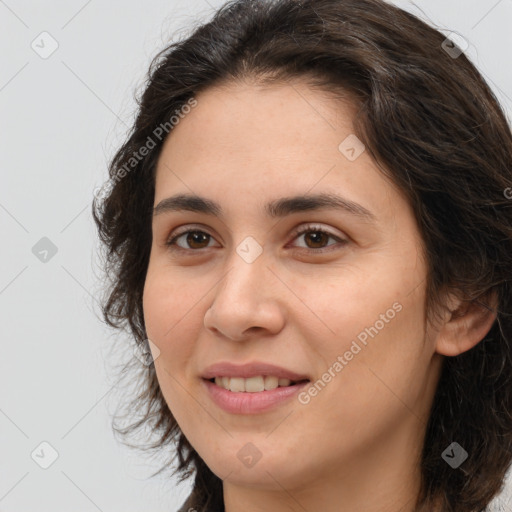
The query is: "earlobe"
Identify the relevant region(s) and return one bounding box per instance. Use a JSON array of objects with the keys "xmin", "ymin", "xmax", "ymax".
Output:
[{"xmin": 435, "ymin": 289, "xmax": 499, "ymax": 357}]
